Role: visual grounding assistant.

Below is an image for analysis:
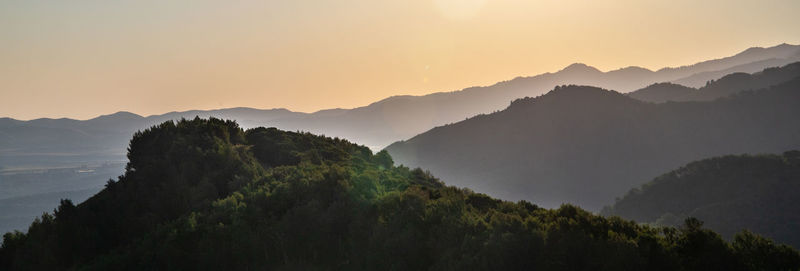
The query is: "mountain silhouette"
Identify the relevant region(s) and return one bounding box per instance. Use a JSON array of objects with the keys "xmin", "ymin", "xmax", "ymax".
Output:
[
  {"xmin": 627, "ymin": 83, "xmax": 697, "ymax": 103},
  {"xmin": 663, "ymin": 43, "xmax": 800, "ymax": 84},
  {"xmin": 673, "ymin": 56, "xmax": 800, "ymax": 87},
  {"xmin": 629, "ymin": 62, "xmax": 800, "ymax": 103},
  {"xmin": 385, "ymin": 72, "xmax": 800, "ymax": 211},
  {"xmin": 2, "ymin": 44, "xmax": 798, "ymax": 170}
]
